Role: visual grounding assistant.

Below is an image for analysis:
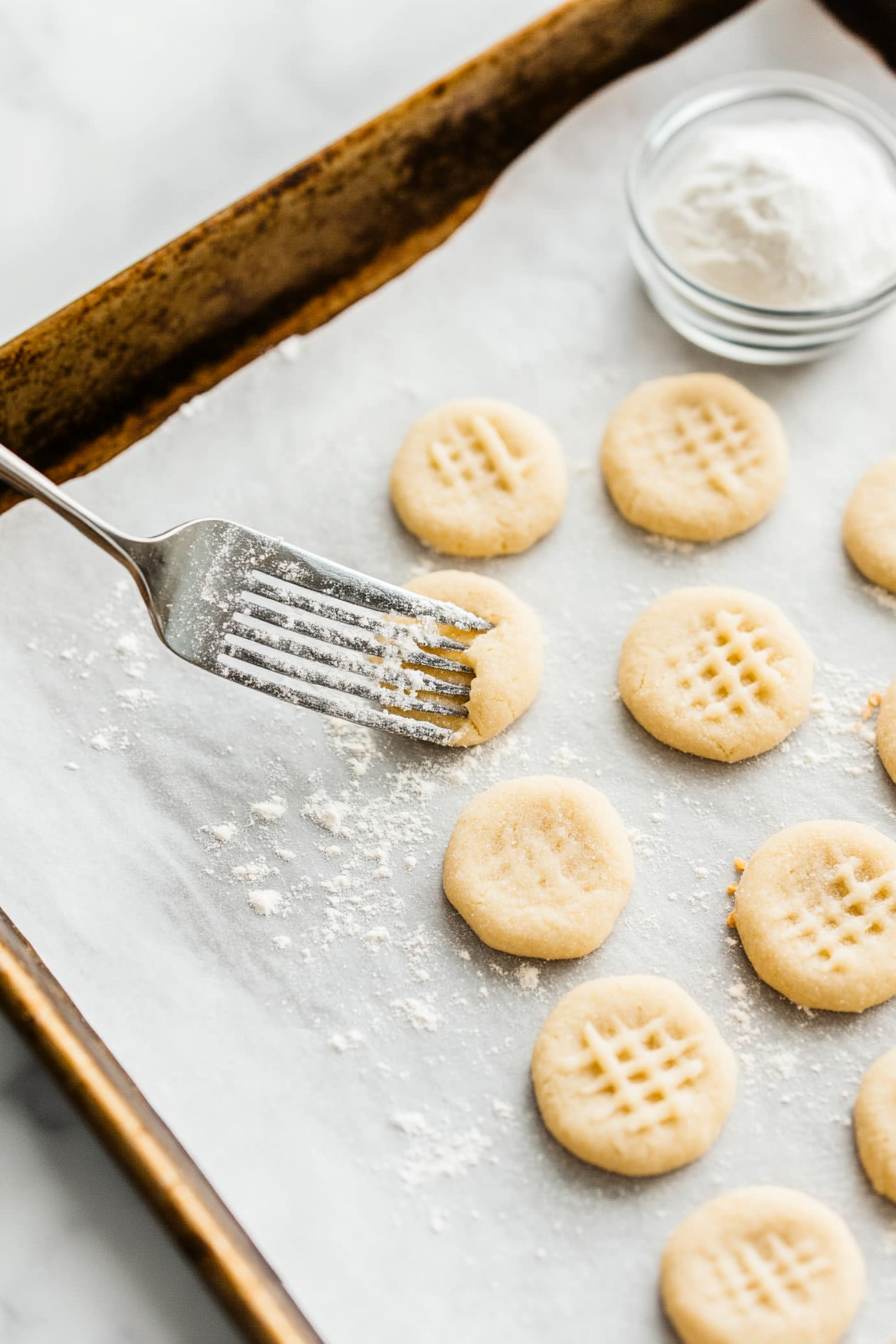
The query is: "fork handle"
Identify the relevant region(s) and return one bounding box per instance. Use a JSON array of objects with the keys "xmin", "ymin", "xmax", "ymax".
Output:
[{"xmin": 0, "ymin": 442, "xmax": 144, "ymax": 572}]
